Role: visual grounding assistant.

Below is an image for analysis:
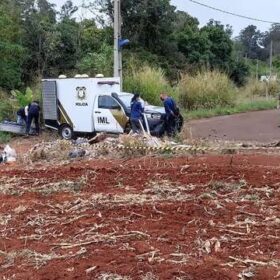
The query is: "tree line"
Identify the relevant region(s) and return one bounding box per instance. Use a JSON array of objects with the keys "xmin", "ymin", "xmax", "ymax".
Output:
[{"xmin": 0, "ymin": 0, "xmax": 279, "ymax": 92}]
